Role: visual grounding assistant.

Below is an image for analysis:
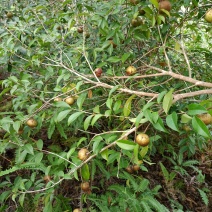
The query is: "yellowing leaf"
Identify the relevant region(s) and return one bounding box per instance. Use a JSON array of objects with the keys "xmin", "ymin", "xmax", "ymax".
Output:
[{"xmin": 123, "ymin": 95, "xmax": 136, "ymax": 117}]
